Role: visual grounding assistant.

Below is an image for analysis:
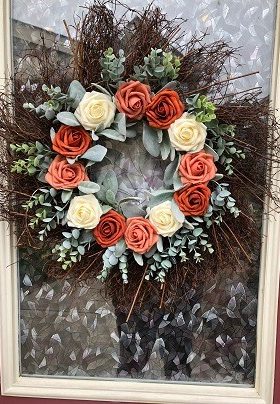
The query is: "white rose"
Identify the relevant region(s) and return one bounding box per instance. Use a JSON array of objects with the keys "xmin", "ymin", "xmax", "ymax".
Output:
[
  {"xmin": 66, "ymin": 194, "xmax": 102, "ymax": 229},
  {"xmin": 168, "ymin": 112, "xmax": 207, "ymax": 152},
  {"xmin": 148, "ymin": 200, "xmax": 183, "ymax": 237},
  {"xmin": 74, "ymin": 91, "xmax": 116, "ymax": 131}
]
